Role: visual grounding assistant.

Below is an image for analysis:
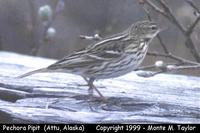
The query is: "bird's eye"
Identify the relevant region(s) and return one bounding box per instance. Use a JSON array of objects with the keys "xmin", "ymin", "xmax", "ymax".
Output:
[
  {"xmin": 135, "ymin": 25, "xmax": 138, "ymax": 29},
  {"xmin": 151, "ymin": 25, "xmax": 157, "ymax": 30}
]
